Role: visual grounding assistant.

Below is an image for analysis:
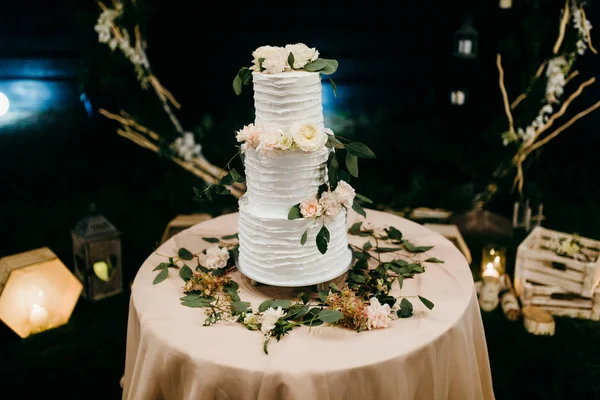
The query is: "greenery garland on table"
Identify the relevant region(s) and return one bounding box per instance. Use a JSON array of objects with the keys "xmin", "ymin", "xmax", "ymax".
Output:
[{"xmin": 152, "ymin": 222, "xmax": 442, "ymax": 354}]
